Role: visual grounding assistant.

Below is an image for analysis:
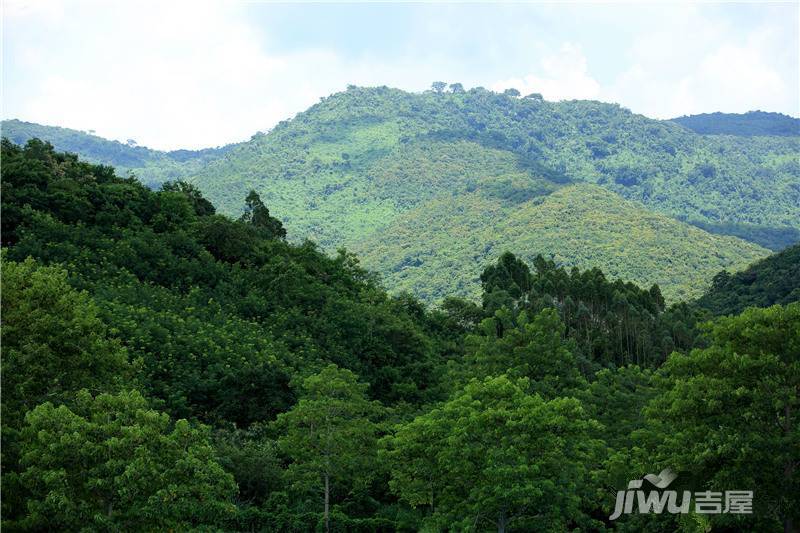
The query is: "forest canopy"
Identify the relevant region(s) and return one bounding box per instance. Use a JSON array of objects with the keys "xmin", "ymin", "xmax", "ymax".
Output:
[{"xmin": 1, "ymin": 138, "xmax": 798, "ymax": 531}]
